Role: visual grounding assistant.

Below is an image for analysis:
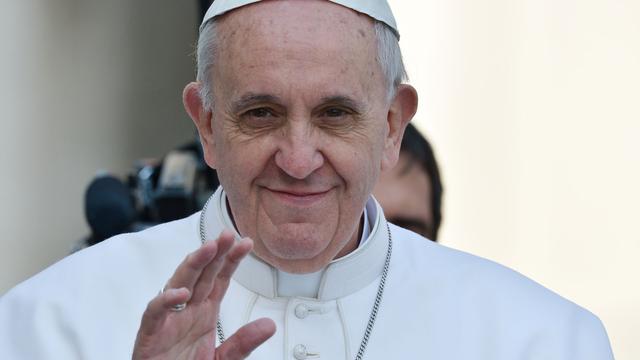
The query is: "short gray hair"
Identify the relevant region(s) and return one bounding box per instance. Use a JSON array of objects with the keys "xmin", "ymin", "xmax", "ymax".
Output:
[{"xmin": 196, "ymin": 19, "xmax": 407, "ymax": 110}]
